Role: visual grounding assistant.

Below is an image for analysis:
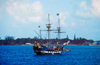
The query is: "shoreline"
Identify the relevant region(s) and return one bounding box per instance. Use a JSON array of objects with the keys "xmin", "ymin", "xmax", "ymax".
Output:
[{"xmin": 0, "ymin": 45, "xmax": 100, "ymax": 46}]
